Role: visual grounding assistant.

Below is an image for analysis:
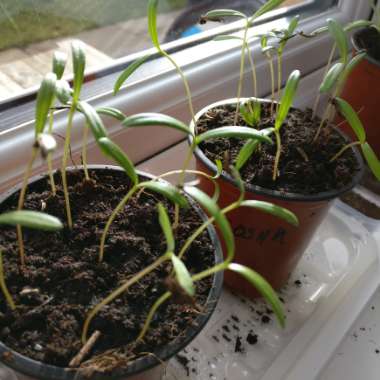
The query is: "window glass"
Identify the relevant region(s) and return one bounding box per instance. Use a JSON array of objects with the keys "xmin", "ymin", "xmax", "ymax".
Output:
[{"xmin": 0, "ymin": 0, "xmax": 335, "ymax": 102}]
